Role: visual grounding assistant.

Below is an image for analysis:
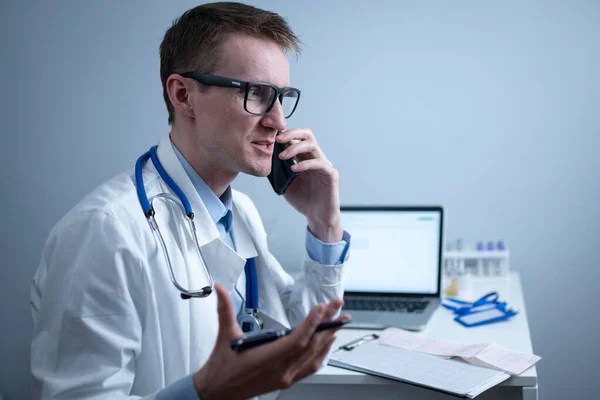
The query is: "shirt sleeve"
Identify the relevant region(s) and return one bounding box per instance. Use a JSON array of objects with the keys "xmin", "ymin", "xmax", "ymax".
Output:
[
  {"xmin": 305, "ymin": 228, "xmax": 351, "ymax": 266},
  {"xmin": 155, "ymin": 374, "xmax": 199, "ymax": 400}
]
